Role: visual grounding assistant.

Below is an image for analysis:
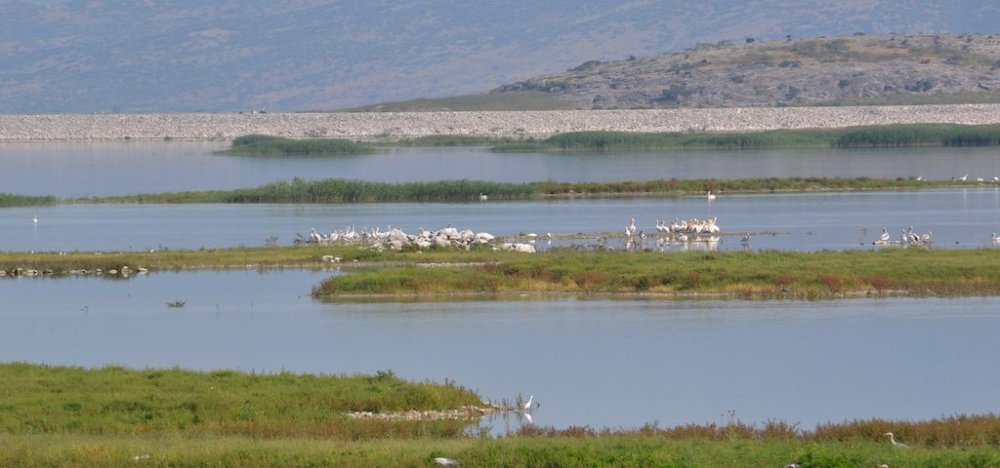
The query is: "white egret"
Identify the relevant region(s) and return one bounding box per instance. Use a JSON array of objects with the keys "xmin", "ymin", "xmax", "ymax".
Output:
[
  {"xmin": 960, "ymin": 173, "xmax": 969, "ymax": 181},
  {"xmin": 521, "ymin": 395, "xmax": 537, "ymax": 411},
  {"xmin": 434, "ymin": 456, "xmax": 460, "ymax": 466},
  {"xmin": 706, "ymin": 190, "xmax": 716, "ymax": 200},
  {"xmin": 883, "ymin": 432, "xmax": 908, "ymax": 448}
]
